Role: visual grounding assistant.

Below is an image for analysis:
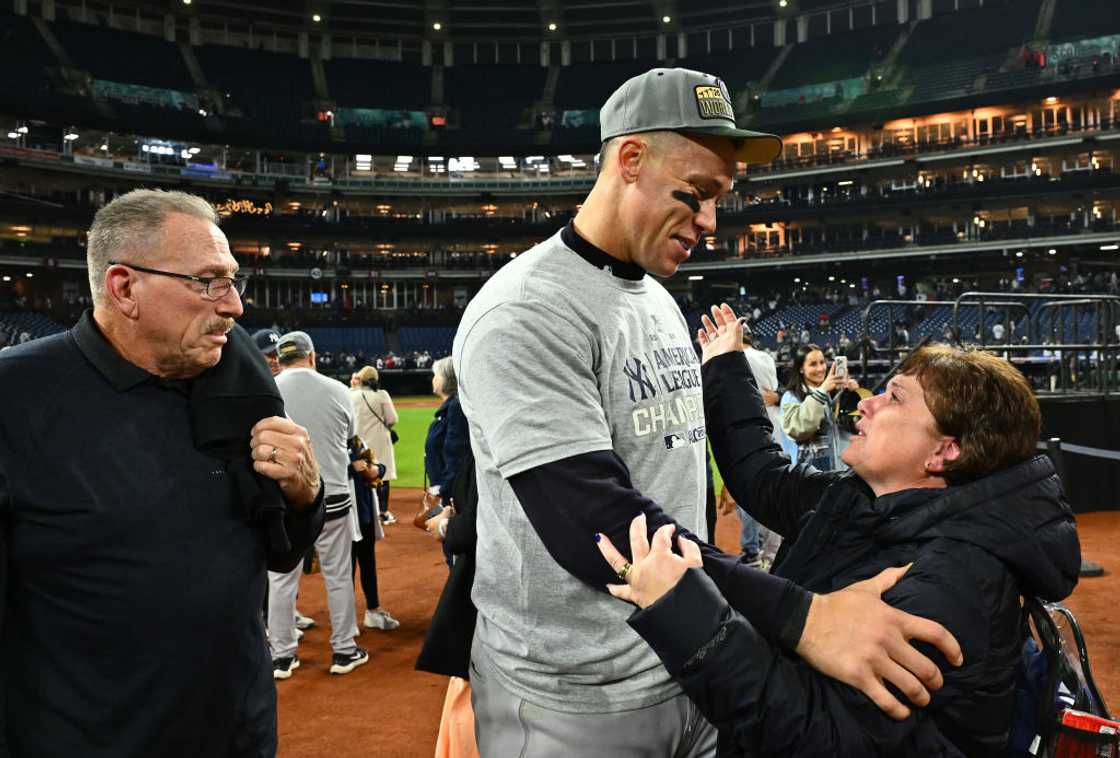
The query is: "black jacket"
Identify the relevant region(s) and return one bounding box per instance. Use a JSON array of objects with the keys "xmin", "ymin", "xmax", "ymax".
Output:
[
  {"xmin": 415, "ymin": 447, "xmax": 478, "ymax": 679},
  {"xmin": 629, "ymin": 351, "xmax": 1080, "ymax": 758}
]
